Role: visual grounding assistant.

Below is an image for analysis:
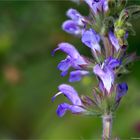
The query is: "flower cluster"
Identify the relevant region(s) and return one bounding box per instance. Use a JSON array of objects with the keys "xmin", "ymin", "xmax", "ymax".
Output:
[{"xmin": 52, "ymin": 0, "xmax": 139, "ymax": 117}]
